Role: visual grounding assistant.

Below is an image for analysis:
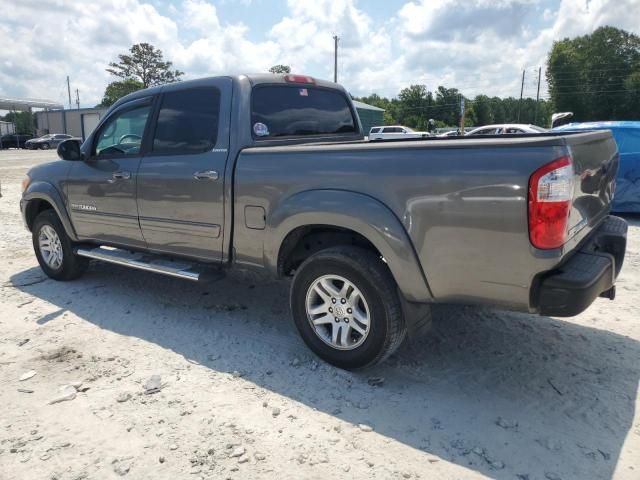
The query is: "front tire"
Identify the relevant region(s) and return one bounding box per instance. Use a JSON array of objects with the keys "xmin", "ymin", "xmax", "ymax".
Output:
[
  {"xmin": 40, "ymin": 143, "xmax": 50, "ymax": 150},
  {"xmin": 290, "ymin": 246, "xmax": 407, "ymax": 369},
  {"xmin": 32, "ymin": 210, "xmax": 88, "ymax": 281}
]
